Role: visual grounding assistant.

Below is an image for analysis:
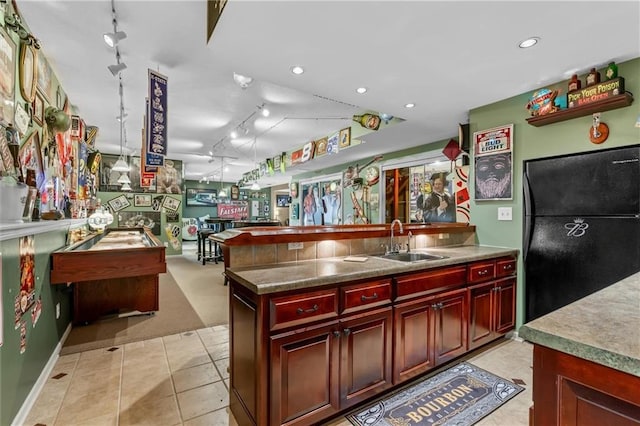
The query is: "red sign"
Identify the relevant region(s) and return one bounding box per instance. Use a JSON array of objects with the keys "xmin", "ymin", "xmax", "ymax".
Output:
[{"xmin": 217, "ymin": 203, "xmax": 248, "ymax": 220}]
